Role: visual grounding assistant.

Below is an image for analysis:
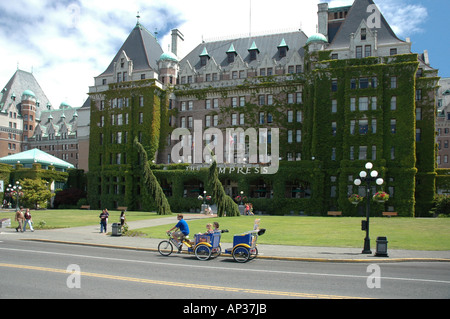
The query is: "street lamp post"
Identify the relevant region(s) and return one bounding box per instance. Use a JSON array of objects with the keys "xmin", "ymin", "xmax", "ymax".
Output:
[
  {"xmin": 7, "ymin": 181, "xmax": 22, "ymax": 210},
  {"xmin": 353, "ymin": 162, "xmax": 384, "ymax": 254}
]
